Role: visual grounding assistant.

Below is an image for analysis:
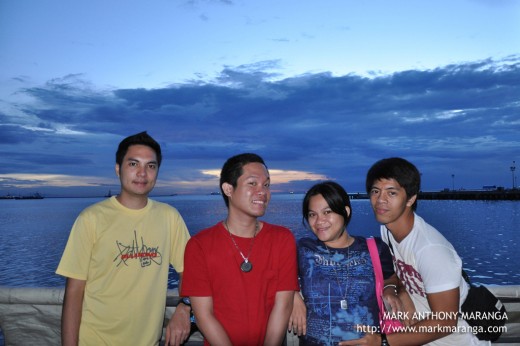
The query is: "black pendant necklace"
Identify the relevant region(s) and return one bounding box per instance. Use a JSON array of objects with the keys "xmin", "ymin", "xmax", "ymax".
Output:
[
  {"xmin": 241, "ymin": 261, "xmax": 253, "ymax": 272},
  {"xmin": 225, "ymin": 220, "xmax": 259, "ymax": 273}
]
